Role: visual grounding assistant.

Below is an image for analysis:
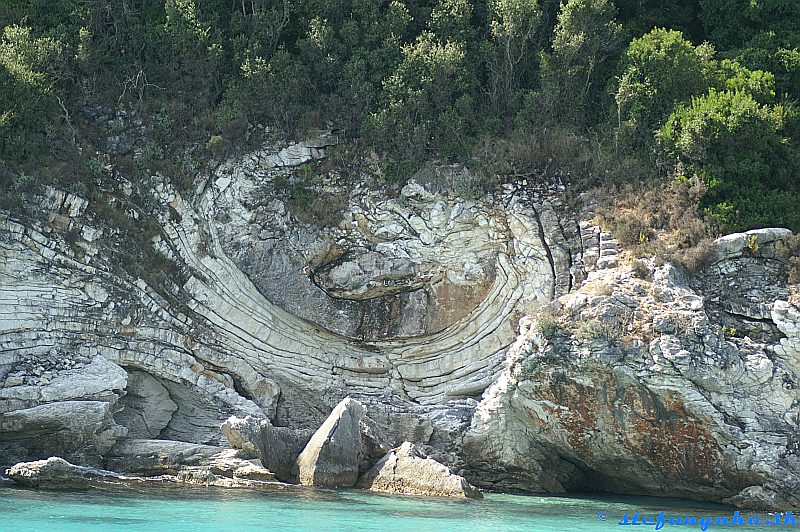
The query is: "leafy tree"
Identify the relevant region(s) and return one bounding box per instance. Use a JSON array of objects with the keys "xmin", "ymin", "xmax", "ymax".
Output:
[
  {"xmin": 700, "ymin": 0, "xmax": 800, "ymax": 49},
  {"xmin": 368, "ymin": 29, "xmax": 473, "ymax": 160},
  {"xmin": 240, "ymin": 47, "xmax": 311, "ymax": 134},
  {"xmin": 162, "ymin": 0, "xmax": 223, "ymax": 104},
  {"xmin": 613, "ymin": 28, "xmax": 715, "ymax": 144},
  {"xmin": 430, "ymin": 0, "xmax": 475, "ymax": 43},
  {"xmin": 735, "ymin": 31, "xmax": 800, "ymax": 98},
  {"xmin": 296, "ymin": 0, "xmax": 411, "ymax": 132},
  {"xmin": 486, "ymin": 0, "xmax": 542, "ymax": 116},
  {"xmin": 0, "ymin": 25, "xmax": 66, "ymax": 162},
  {"xmin": 714, "ymin": 58, "xmax": 776, "ymax": 103},
  {"xmin": 616, "ymin": 0, "xmax": 701, "ymax": 39},
  {"xmin": 537, "ymin": 0, "xmax": 623, "ymax": 127}
]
